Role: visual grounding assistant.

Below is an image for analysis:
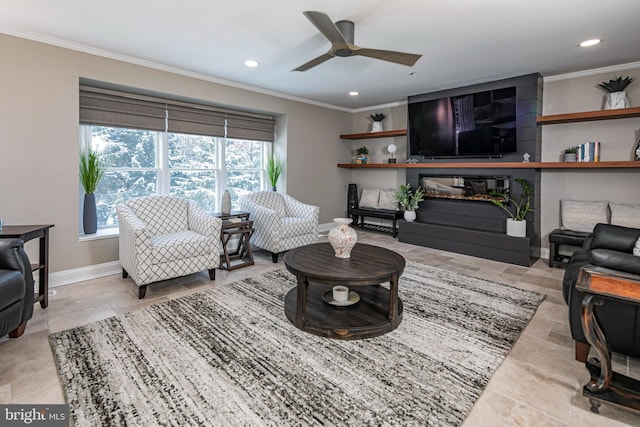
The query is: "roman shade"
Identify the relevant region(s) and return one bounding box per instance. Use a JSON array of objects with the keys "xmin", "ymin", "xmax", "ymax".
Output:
[{"xmin": 79, "ymin": 85, "xmax": 275, "ymax": 141}]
